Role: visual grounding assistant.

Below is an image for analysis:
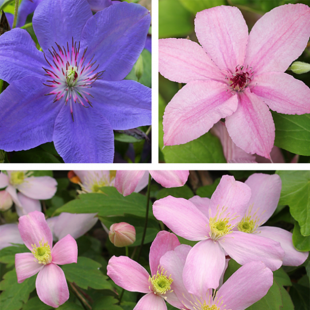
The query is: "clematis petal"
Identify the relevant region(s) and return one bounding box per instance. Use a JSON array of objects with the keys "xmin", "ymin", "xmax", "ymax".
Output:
[
  {"xmin": 107, "ymin": 256, "xmax": 150, "ymax": 293},
  {"xmin": 51, "ymin": 213, "xmax": 98, "ymax": 240},
  {"xmin": 149, "ymin": 231, "xmax": 180, "ymax": 276},
  {"xmin": 81, "ymin": 2, "xmax": 150, "ymax": 80},
  {"xmin": 135, "ymin": 293, "xmax": 167, "ymax": 310},
  {"xmin": 0, "ymin": 172, "xmax": 9, "ymax": 188},
  {"xmin": 16, "ymin": 193, "xmax": 41, "ymax": 217},
  {"xmin": 17, "ymin": 0, "xmax": 43, "ymax": 28},
  {"xmin": 245, "ymin": 174, "xmax": 281, "ymax": 226},
  {"xmin": 153, "ymin": 196, "xmax": 209, "ymax": 241},
  {"xmin": 87, "ymin": 0, "xmax": 113, "ymax": 12},
  {"xmin": 149, "ymin": 171, "xmax": 189, "ymax": 188},
  {"xmin": 159, "ymin": 38, "xmax": 223, "ymax": 83},
  {"xmin": 51, "ymin": 235, "xmax": 78, "ymax": 265},
  {"xmin": 252, "ymin": 72, "xmax": 310, "ymax": 115},
  {"xmin": 33, "ymin": 0, "xmax": 92, "ymax": 52},
  {"xmin": 6, "ymin": 185, "xmax": 22, "ymax": 207},
  {"xmin": 15, "ymin": 253, "xmax": 44, "ymax": 283},
  {"xmin": 53, "ymin": 104, "xmax": 114, "ymax": 163},
  {"xmin": 36, "ymin": 264, "xmax": 69, "ymax": 308},
  {"xmin": 0, "ymin": 28, "xmax": 45, "ymax": 83},
  {"xmin": 16, "ymin": 176, "xmax": 57, "ymax": 200},
  {"xmin": 89, "ymin": 80, "xmax": 151, "ymax": 130},
  {"xmin": 245, "ymin": 4, "xmax": 310, "ymax": 75},
  {"xmin": 18, "ymin": 211, "xmax": 53, "ymax": 251},
  {"xmin": 115, "ymin": 171, "xmax": 147, "ymax": 196},
  {"xmin": 189, "ymin": 196, "xmax": 211, "ymax": 219},
  {"xmin": 218, "ymin": 261, "xmax": 273, "ymax": 310},
  {"xmin": 183, "ymin": 239, "xmax": 226, "ymax": 294},
  {"xmin": 220, "ymin": 231, "xmax": 284, "ymax": 271},
  {"xmin": 225, "ymin": 90, "xmax": 275, "ymax": 159},
  {"xmin": 210, "ymin": 175, "xmax": 252, "ymax": 227},
  {"xmin": 0, "ymin": 224, "xmax": 23, "ymax": 249},
  {"xmin": 257, "ymin": 226, "xmax": 309, "ymax": 266},
  {"xmin": 0, "ymin": 77, "xmax": 62, "ymax": 152},
  {"xmin": 195, "ymin": 6, "xmax": 248, "ymax": 72},
  {"xmin": 211, "ymin": 121, "xmax": 256, "ymax": 163},
  {"xmin": 163, "ymin": 80, "xmax": 238, "ymax": 146}
]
